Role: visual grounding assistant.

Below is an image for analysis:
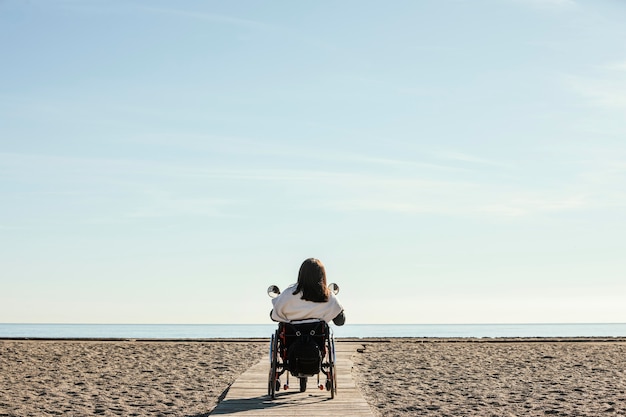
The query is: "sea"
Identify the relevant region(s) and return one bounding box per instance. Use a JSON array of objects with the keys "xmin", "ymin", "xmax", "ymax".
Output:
[{"xmin": 1, "ymin": 323, "xmax": 625, "ymax": 339}]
